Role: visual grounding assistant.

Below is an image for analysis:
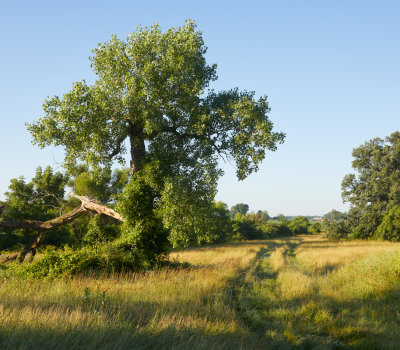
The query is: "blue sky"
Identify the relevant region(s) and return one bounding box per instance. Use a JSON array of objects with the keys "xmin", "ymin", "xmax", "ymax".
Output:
[{"xmin": 0, "ymin": 0, "xmax": 399, "ymax": 216}]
